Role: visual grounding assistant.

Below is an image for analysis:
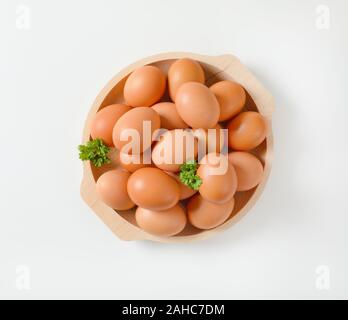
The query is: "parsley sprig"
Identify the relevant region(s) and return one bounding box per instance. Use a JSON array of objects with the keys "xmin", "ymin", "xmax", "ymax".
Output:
[
  {"xmin": 78, "ymin": 138, "xmax": 111, "ymax": 167},
  {"xmin": 179, "ymin": 160, "xmax": 202, "ymax": 190}
]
